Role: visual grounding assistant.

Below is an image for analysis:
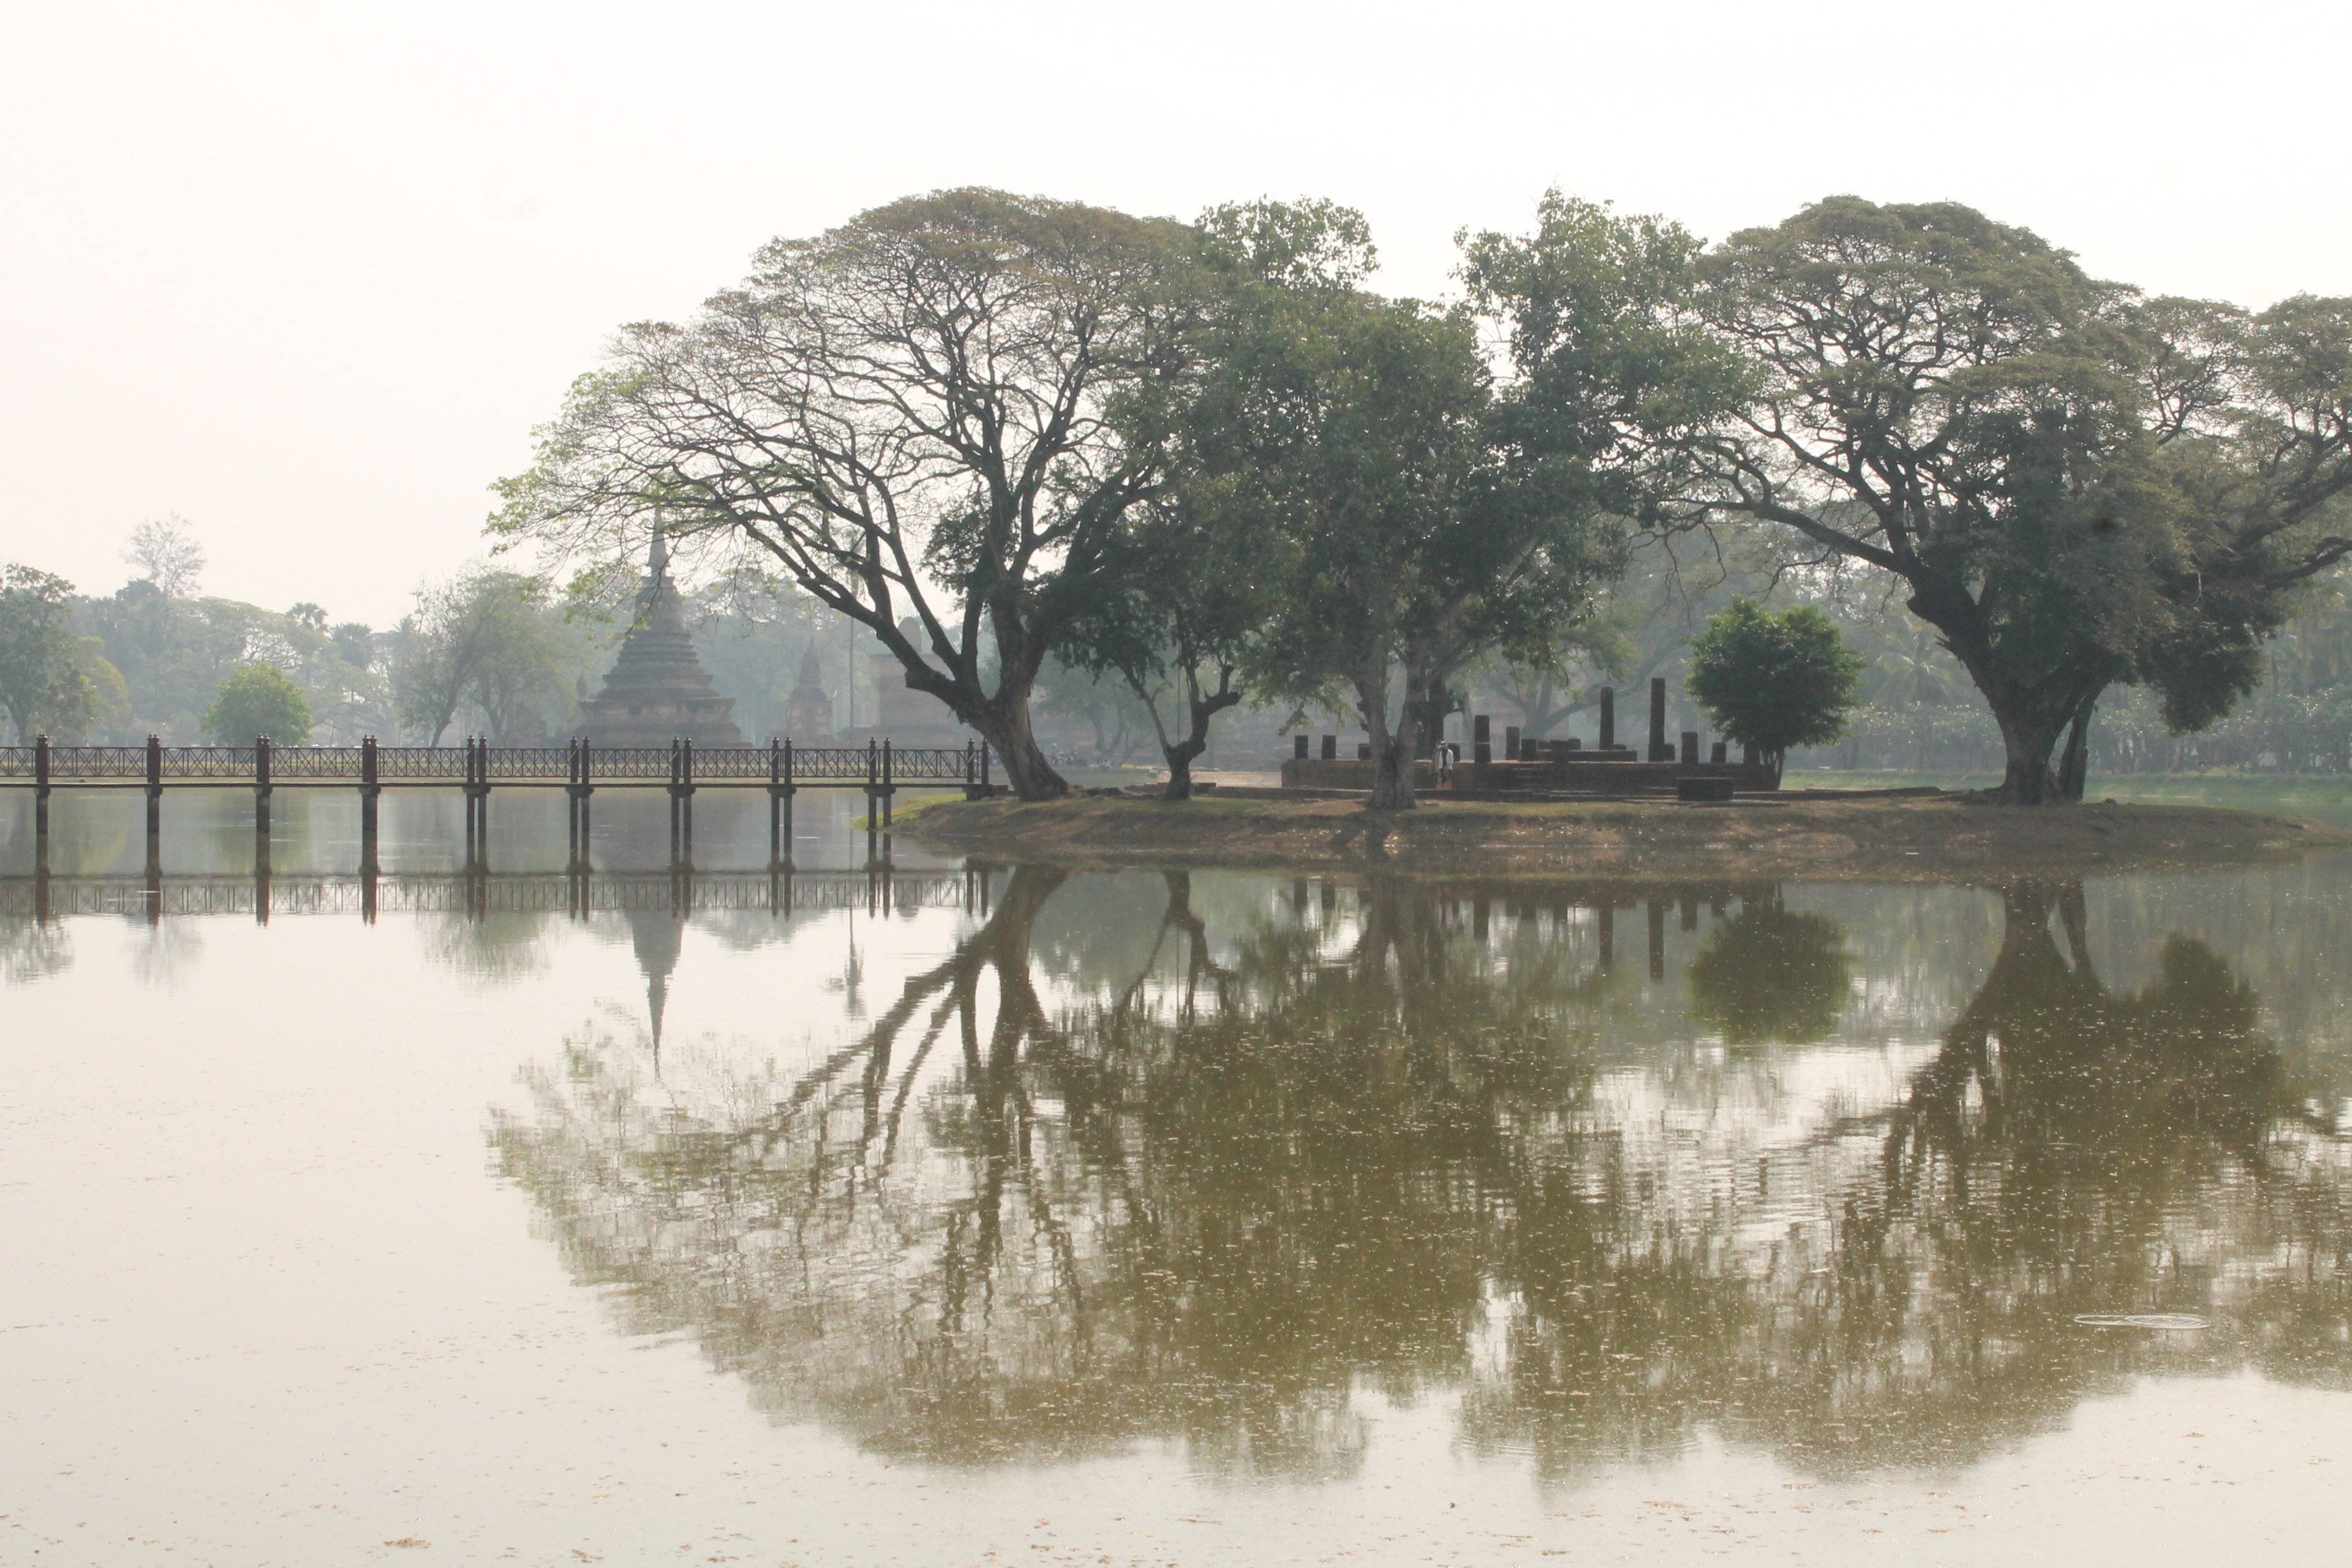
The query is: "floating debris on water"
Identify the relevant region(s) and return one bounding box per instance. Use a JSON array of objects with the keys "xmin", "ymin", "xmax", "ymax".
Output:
[{"xmin": 2073, "ymin": 1314, "xmax": 2210, "ymax": 1331}]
